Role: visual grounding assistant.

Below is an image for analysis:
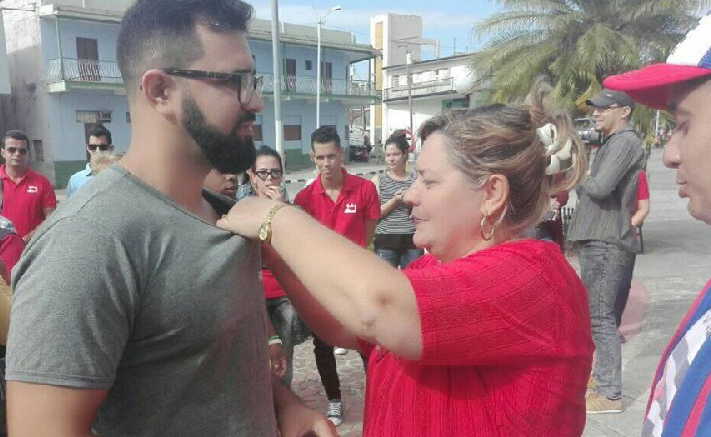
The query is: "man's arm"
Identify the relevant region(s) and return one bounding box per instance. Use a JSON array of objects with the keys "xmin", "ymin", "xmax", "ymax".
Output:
[
  {"xmin": 7, "ymin": 382, "xmax": 107, "ymax": 437},
  {"xmin": 365, "ymin": 218, "xmax": 378, "ymax": 246},
  {"xmin": 272, "ymin": 375, "xmax": 337, "ymax": 437},
  {"xmin": 579, "ymin": 138, "xmax": 642, "ymax": 199},
  {"xmin": 631, "ymin": 198, "xmax": 650, "ymax": 227}
]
